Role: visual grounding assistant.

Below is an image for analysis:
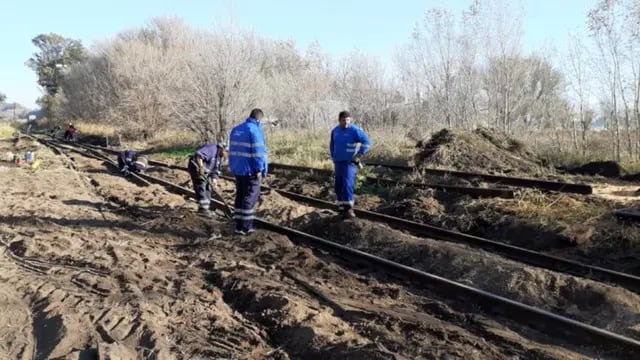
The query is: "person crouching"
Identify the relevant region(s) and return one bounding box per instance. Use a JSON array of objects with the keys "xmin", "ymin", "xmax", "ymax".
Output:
[
  {"xmin": 117, "ymin": 150, "xmax": 148, "ymax": 175},
  {"xmin": 188, "ymin": 143, "xmax": 229, "ymax": 217}
]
